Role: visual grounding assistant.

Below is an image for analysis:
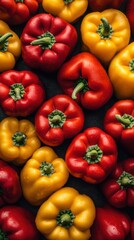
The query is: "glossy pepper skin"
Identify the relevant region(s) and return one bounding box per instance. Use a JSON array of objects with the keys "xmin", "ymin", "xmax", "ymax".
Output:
[
  {"xmin": 102, "ymin": 158, "xmax": 134, "ymax": 208},
  {"xmin": 0, "ymin": 160, "xmax": 22, "ymax": 206},
  {"xmin": 0, "ymin": 0, "xmax": 39, "ymax": 25},
  {"xmin": 35, "ymin": 94, "xmax": 84, "ymax": 146},
  {"xmin": 80, "ymin": 9, "xmax": 130, "ymax": 66},
  {"xmin": 0, "ymin": 20, "xmax": 21, "ymax": 72},
  {"xmin": 0, "ymin": 205, "xmax": 40, "ymax": 240},
  {"xmin": 65, "ymin": 127, "xmax": 118, "ymax": 184},
  {"xmin": 108, "ymin": 42, "xmax": 134, "ymax": 99},
  {"xmin": 104, "ymin": 100, "xmax": 134, "ymax": 156},
  {"xmin": 21, "ymin": 146, "xmax": 69, "ymax": 206},
  {"xmin": 42, "ymin": 0, "xmax": 88, "ymax": 23},
  {"xmin": 57, "ymin": 52, "xmax": 113, "ymax": 110},
  {"xmin": 21, "ymin": 13, "xmax": 78, "ymax": 72},
  {"xmin": 90, "ymin": 205, "xmax": 131, "ymax": 240},
  {"xmin": 126, "ymin": 0, "xmax": 134, "ymax": 36},
  {"xmin": 88, "ymin": 0, "xmax": 124, "ymax": 11},
  {"xmin": 35, "ymin": 187, "xmax": 96, "ymax": 240},
  {"xmin": 0, "ymin": 117, "xmax": 41, "ymax": 165},
  {"xmin": 0, "ymin": 70, "xmax": 45, "ymax": 116}
]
